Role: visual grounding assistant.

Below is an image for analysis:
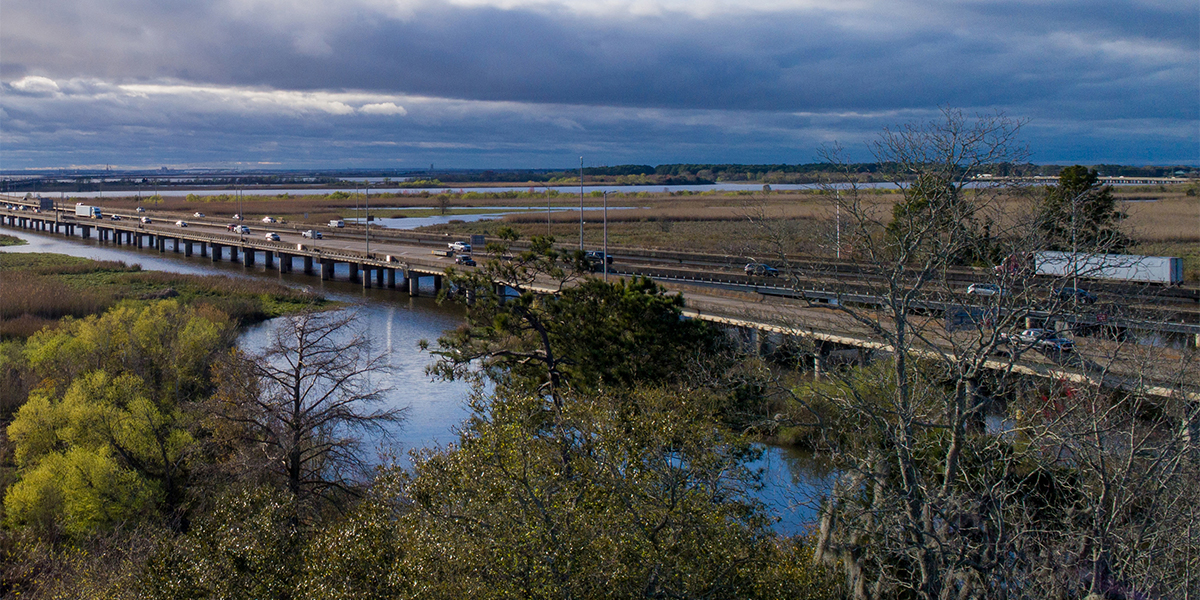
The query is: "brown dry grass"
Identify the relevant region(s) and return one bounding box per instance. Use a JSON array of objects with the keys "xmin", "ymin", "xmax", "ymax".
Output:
[{"xmin": 1119, "ymin": 194, "xmax": 1200, "ymax": 243}]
